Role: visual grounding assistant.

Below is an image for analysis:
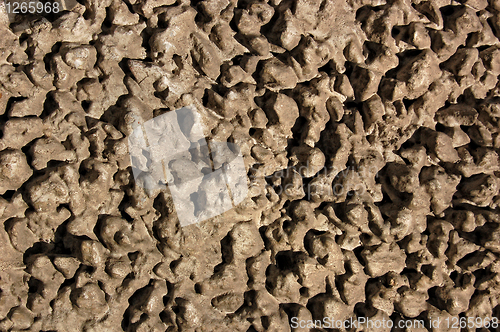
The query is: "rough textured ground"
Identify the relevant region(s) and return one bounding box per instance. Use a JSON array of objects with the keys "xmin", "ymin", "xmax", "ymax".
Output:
[{"xmin": 1, "ymin": 0, "xmax": 500, "ymax": 331}]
